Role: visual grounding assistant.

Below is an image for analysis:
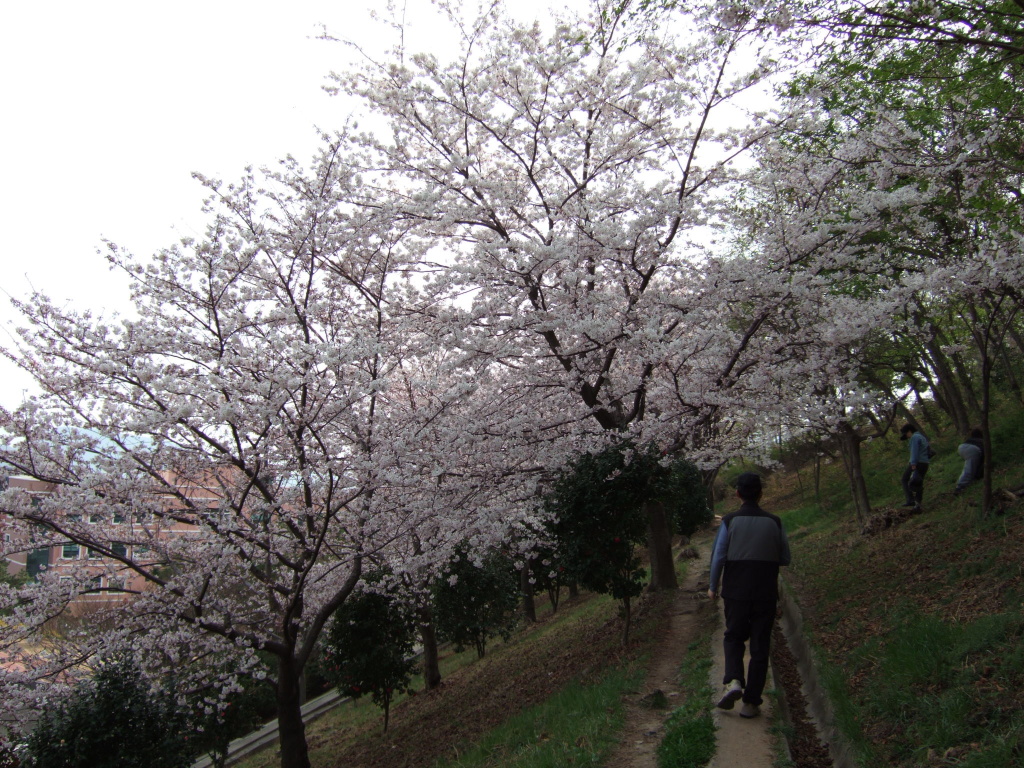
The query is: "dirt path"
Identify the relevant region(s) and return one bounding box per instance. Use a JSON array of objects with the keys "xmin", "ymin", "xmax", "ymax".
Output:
[
  {"xmin": 605, "ymin": 533, "xmax": 776, "ymax": 768},
  {"xmin": 707, "ymin": 594, "xmax": 776, "ymax": 768}
]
